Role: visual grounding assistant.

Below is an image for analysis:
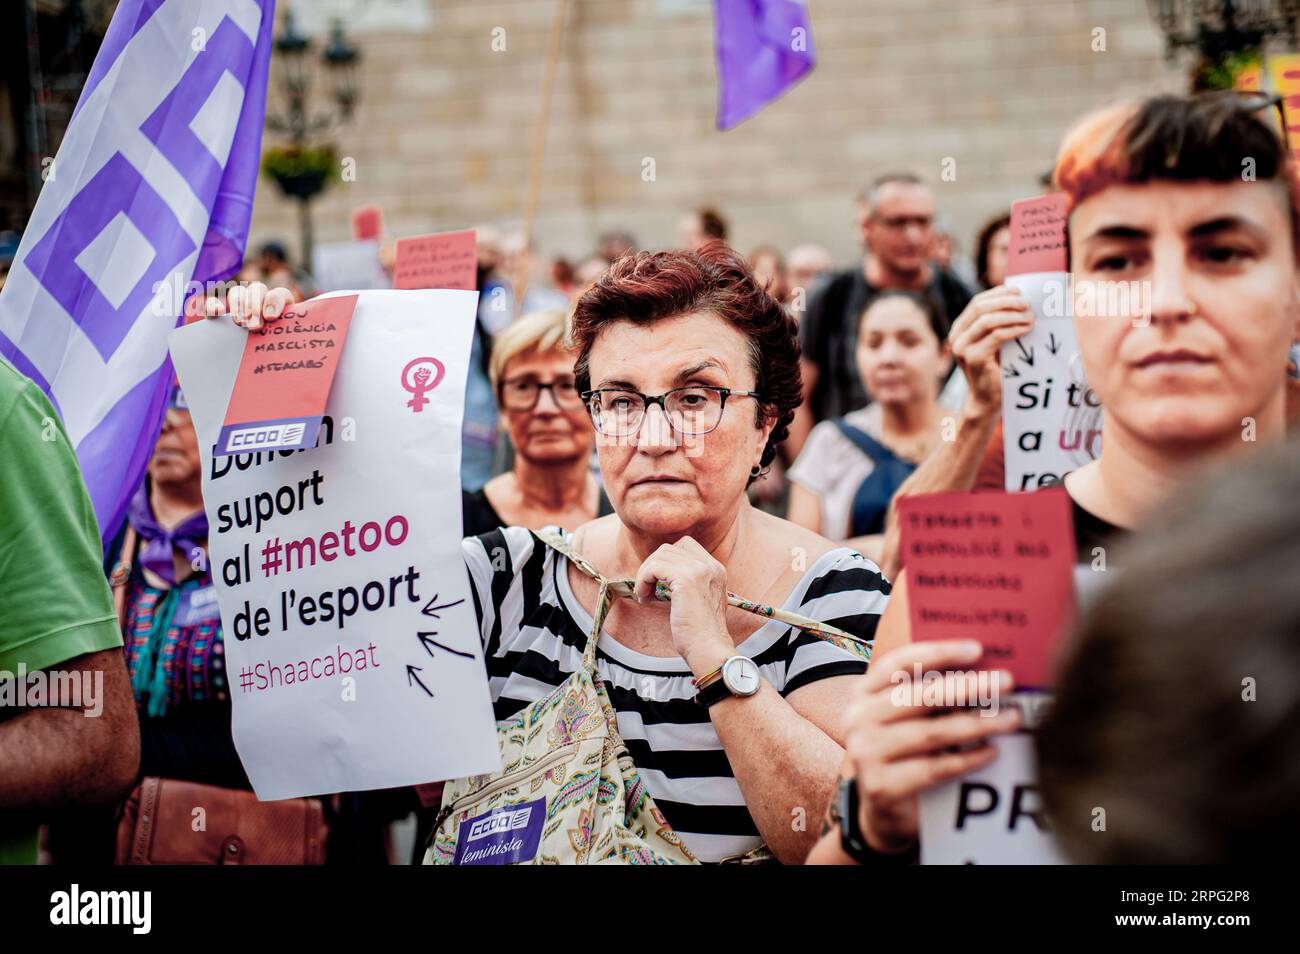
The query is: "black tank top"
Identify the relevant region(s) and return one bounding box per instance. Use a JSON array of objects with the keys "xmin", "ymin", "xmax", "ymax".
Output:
[{"xmin": 460, "ymin": 484, "xmax": 614, "ymax": 539}]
